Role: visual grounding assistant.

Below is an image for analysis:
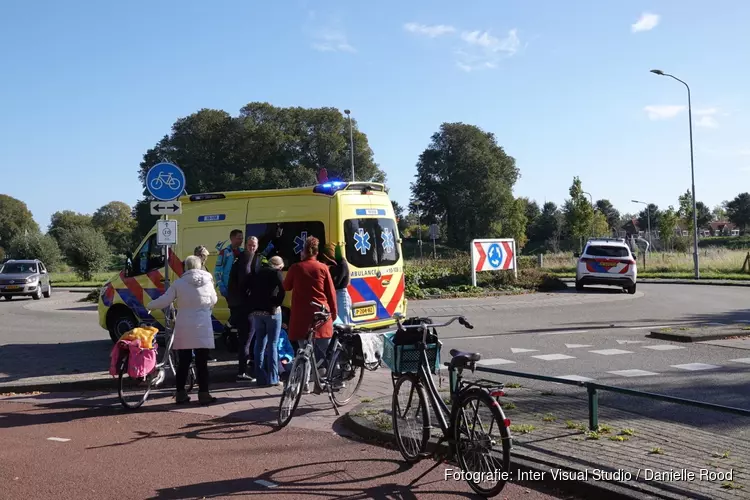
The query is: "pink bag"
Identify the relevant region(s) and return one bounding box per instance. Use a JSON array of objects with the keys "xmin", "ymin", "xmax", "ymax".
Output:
[
  {"xmin": 127, "ymin": 341, "xmax": 157, "ymax": 378},
  {"xmin": 109, "ymin": 339, "xmax": 136, "ymax": 376}
]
